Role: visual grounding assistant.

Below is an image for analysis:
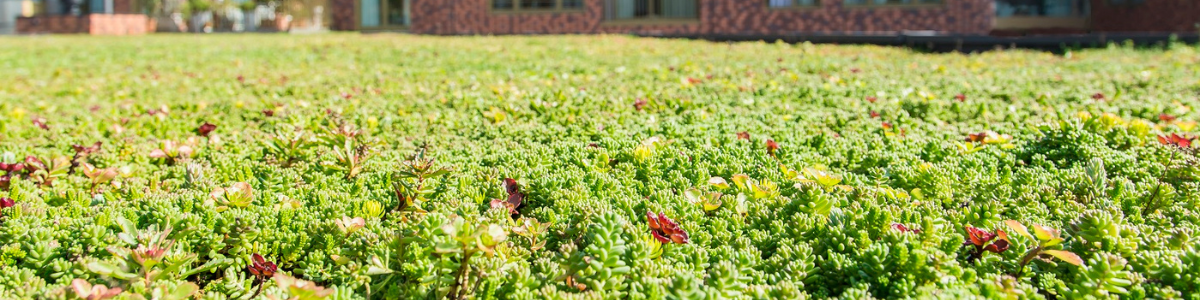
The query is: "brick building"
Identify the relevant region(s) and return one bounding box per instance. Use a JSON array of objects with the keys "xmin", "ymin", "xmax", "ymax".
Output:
[
  {"xmin": 14, "ymin": 0, "xmax": 152, "ymax": 34},
  {"xmin": 9, "ymin": 0, "xmax": 1198, "ymax": 35},
  {"xmin": 332, "ymin": 0, "xmax": 1200, "ymax": 35}
]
